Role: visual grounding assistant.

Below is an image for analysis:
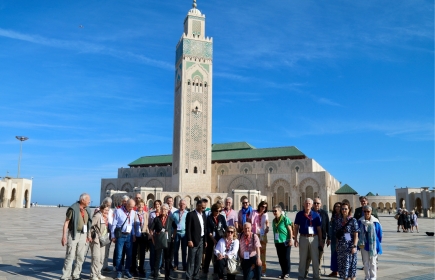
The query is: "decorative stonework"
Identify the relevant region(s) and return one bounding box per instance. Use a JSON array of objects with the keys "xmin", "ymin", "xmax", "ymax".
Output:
[
  {"xmin": 239, "ymin": 163, "xmax": 252, "ymax": 174},
  {"xmin": 228, "ymin": 176, "xmax": 255, "ymax": 192},
  {"xmin": 298, "ymin": 178, "xmax": 320, "ymax": 195},
  {"xmin": 264, "ymin": 162, "xmax": 278, "ymax": 173},
  {"xmin": 271, "ymin": 178, "xmax": 291, "ymax": 193},
  {"xmin": 121, "ymin": 182, "xmax": 132, "ymax": 192},
  {"xmin": 176, "ymin": 39, "xmax": 213, "ymax": 63},
  {"xmin": 145, "ymin": 179, "xmax": 164, "ymax": 188},
  {"xmin": 291, "ymin": 160, "xmax": 304, "ymax": 172}
]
